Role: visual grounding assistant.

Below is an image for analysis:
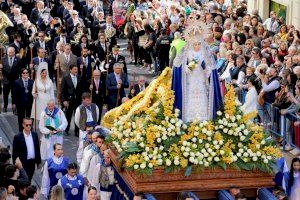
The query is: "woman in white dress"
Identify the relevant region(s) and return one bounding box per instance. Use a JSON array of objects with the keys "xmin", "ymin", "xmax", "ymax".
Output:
[
  {"xmin": 31, "ymin": 62, "xmax": 55, "ymax": 121},
  {"xmin": 240, "ymin": 77, "xmax": 258, "ymax": 115}
]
